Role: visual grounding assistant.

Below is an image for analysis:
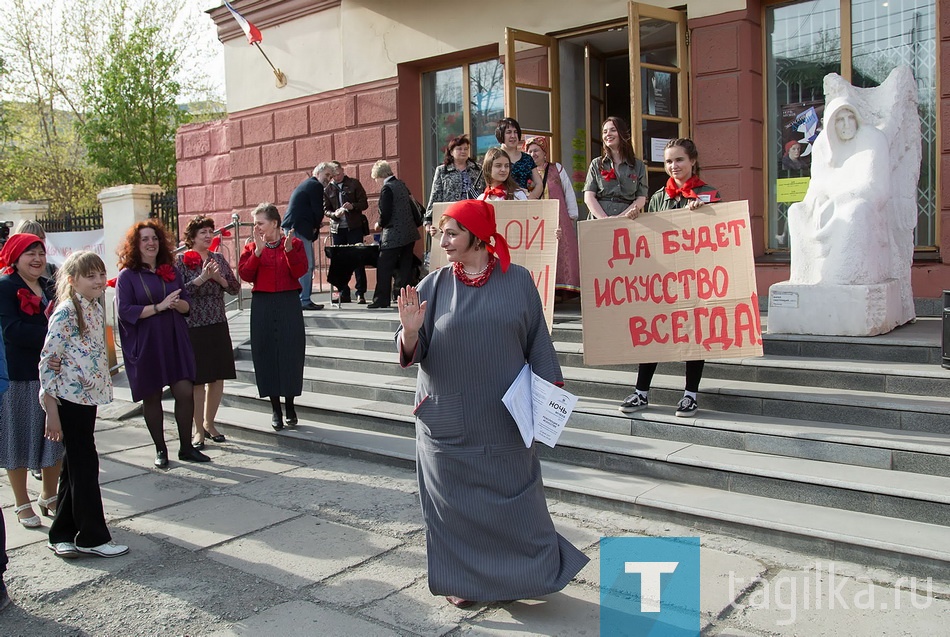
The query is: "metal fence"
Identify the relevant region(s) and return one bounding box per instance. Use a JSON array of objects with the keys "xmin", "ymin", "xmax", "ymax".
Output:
[
  {"xmin": 150, "ymin": 191, "xmax": 179, "ymax": 241},
  {"xmin": 37, "ymin": 206, "xmax": 104, "ymax": 232}
]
